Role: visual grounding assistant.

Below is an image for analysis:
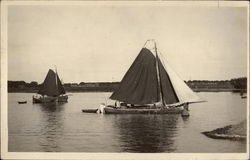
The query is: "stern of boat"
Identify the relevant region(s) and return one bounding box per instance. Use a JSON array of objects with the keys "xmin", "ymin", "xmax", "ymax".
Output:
[{"xmin": 57, "ymin": 95, "xmax": 68, "ymax": 102}]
